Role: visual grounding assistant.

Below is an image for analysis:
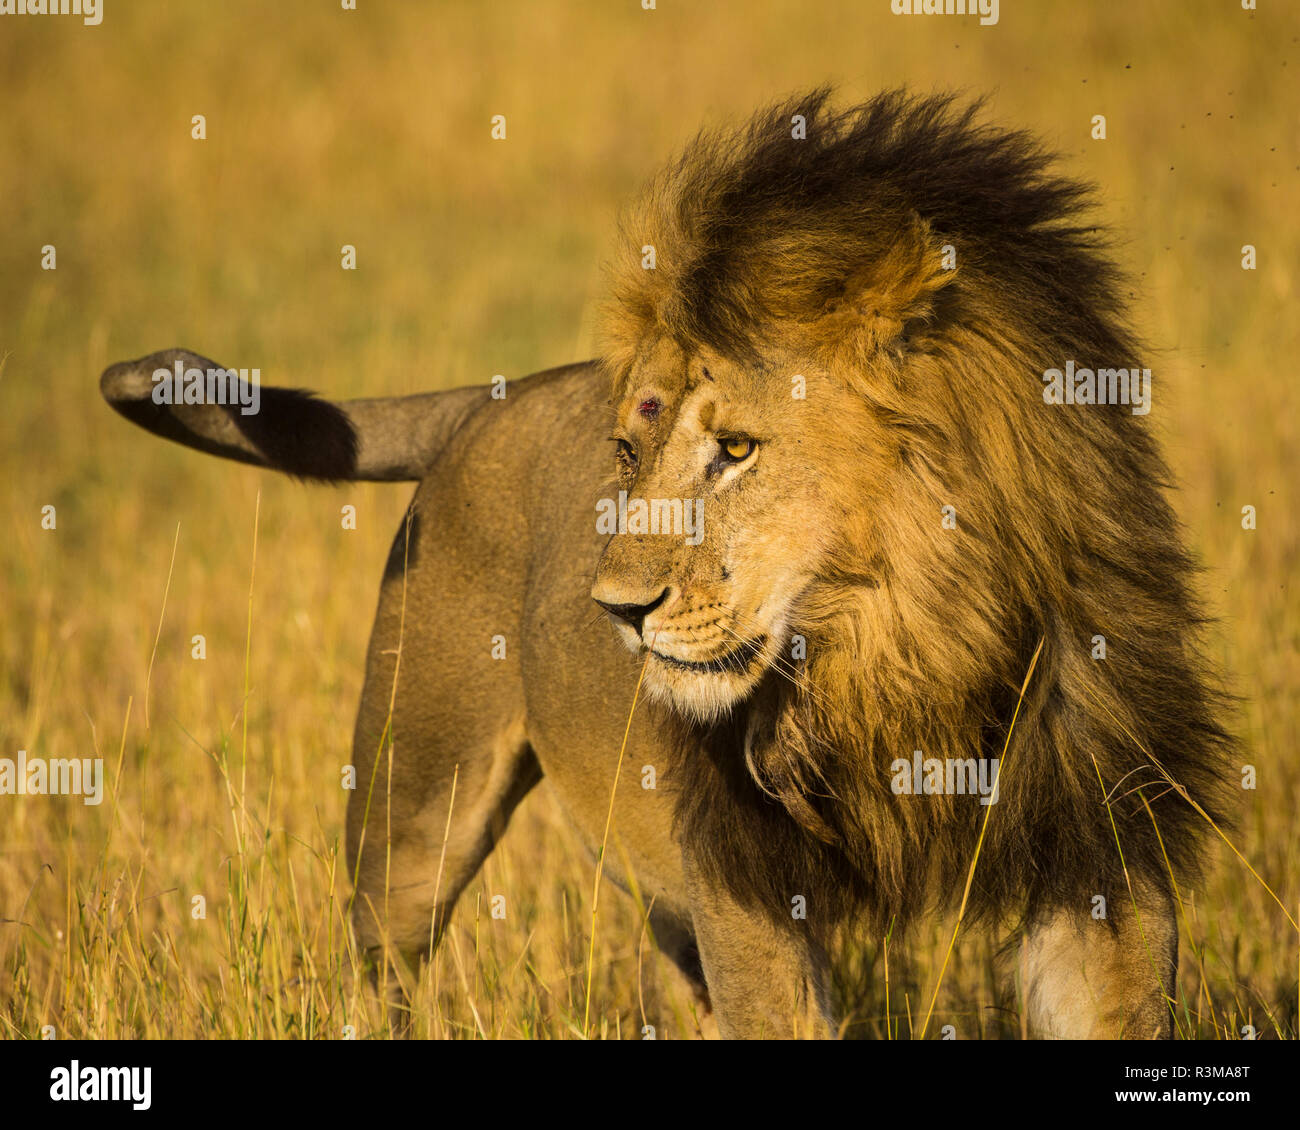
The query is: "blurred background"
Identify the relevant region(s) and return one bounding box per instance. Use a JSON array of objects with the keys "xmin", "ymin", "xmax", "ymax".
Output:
[{"xmin": 1, "ymin": 0, "xmax": 1296, "ymax": 1038}]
